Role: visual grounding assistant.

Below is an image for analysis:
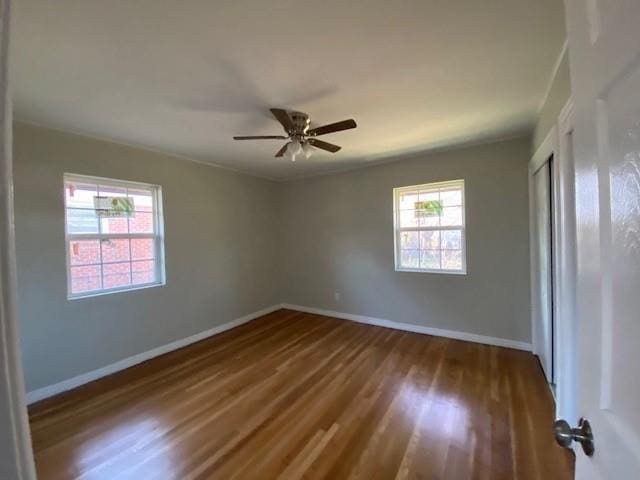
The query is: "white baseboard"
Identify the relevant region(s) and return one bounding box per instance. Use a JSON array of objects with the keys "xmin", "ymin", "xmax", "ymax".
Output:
[
  {"xmin": 26, "ymin": 304, "xmax": 282, "ymax": 405},
  {"xmin": 28, "ymin": 303, "xmax": 531, "ymax": 404},
  {"xmin": 282, "ymin": 304, "xmax": 532, "ymax": 352}
]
